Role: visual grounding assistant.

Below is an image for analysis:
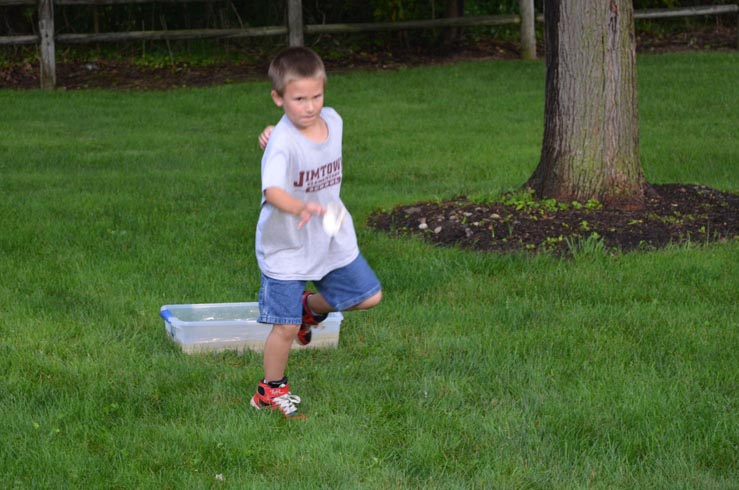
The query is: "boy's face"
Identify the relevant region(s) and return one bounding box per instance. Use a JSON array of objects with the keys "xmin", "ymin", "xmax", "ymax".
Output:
[{"xmin": 271, "ymin": 77, "xmax": 325, "ymax": 133}]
